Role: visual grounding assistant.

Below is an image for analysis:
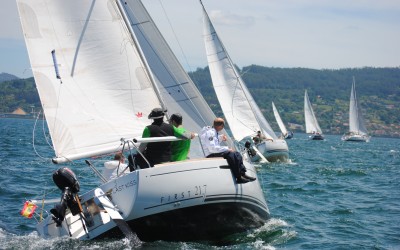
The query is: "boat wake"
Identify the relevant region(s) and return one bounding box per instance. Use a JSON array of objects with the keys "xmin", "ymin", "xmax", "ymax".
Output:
[
  {"xmin": 0, "ymin": 218, "xmax": 295, "ymax": 249},
  {"xmin": 246, "ymin": 218, "xmax": 296, "ymax": 247},
  {"xmin": 0, "ymin": 228, "xmax": 142, "ymax": 250}
]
